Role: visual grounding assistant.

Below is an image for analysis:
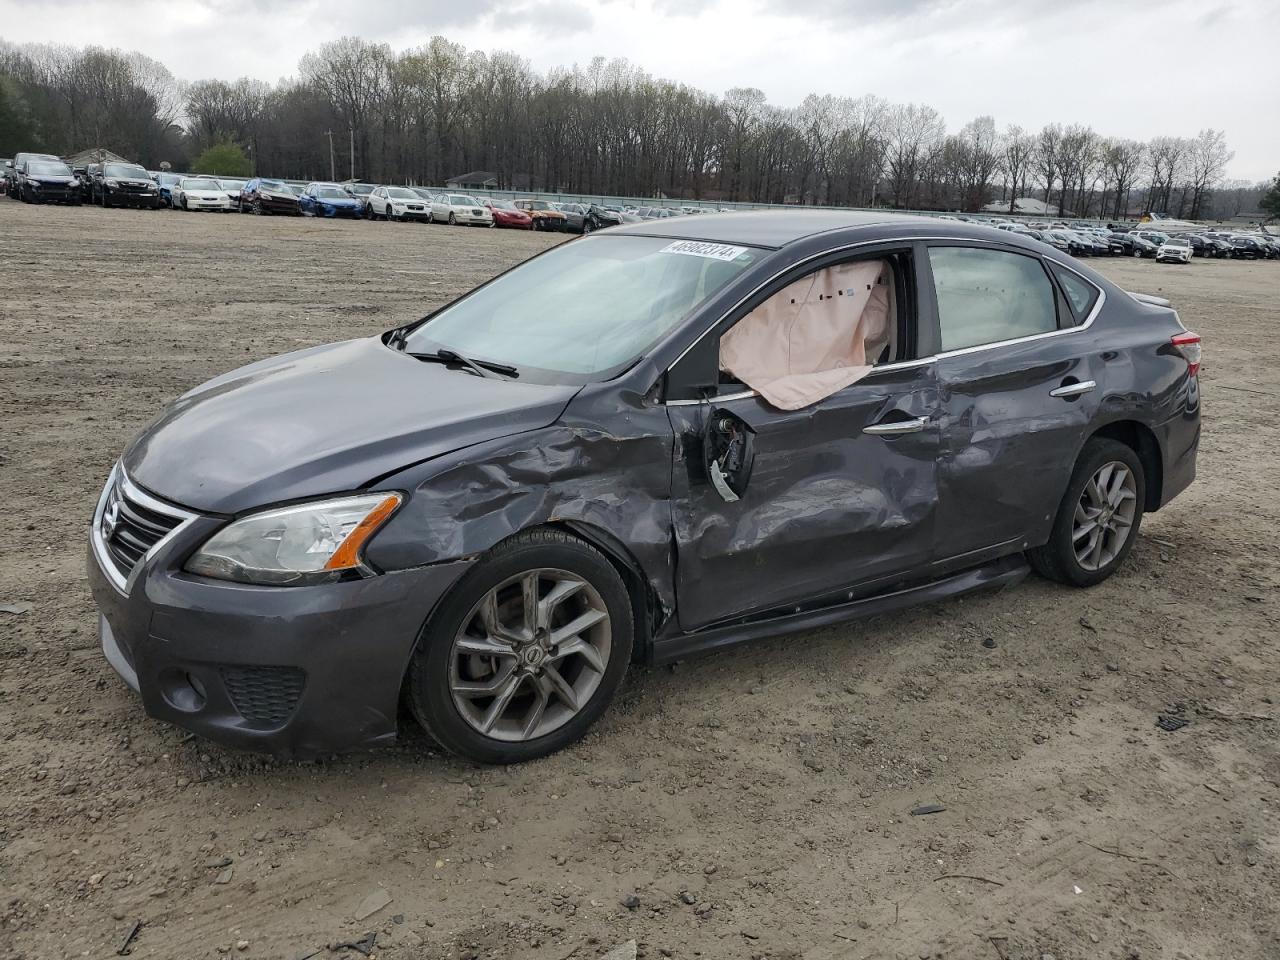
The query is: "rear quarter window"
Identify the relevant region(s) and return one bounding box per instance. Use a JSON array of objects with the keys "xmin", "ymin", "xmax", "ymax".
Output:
[{"xmin": 1049, "ymin": 263, "xmax": 1101, "ymax": 323}]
